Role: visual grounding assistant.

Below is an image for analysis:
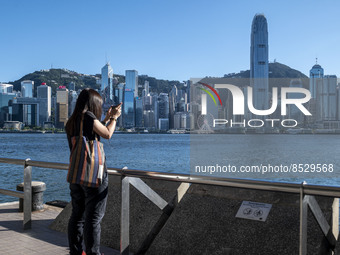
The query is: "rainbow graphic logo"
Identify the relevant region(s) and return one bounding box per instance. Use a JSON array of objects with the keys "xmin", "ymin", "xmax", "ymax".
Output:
[
  {"xmin": 197, "ymin": 82, "xmax": 223, "ymax": 108},
  {"xmin": 196, "ymin": 82, "xmax": 223, "ymax": 131}
]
